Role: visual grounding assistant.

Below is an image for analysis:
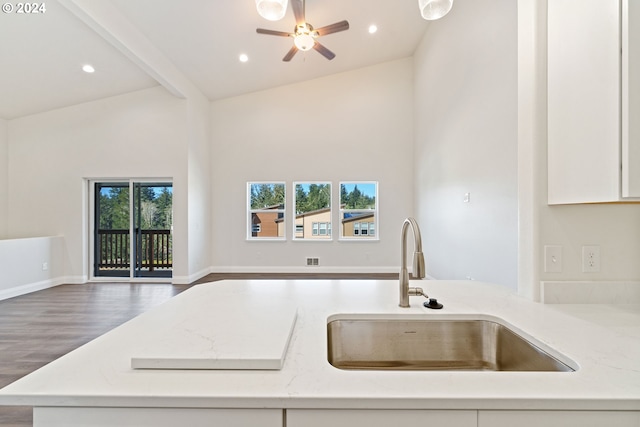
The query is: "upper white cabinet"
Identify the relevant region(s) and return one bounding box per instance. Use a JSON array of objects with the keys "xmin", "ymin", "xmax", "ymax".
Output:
[{"xmin": 548, "ymin": 0, "xmax": 640, "ymax": 204}]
